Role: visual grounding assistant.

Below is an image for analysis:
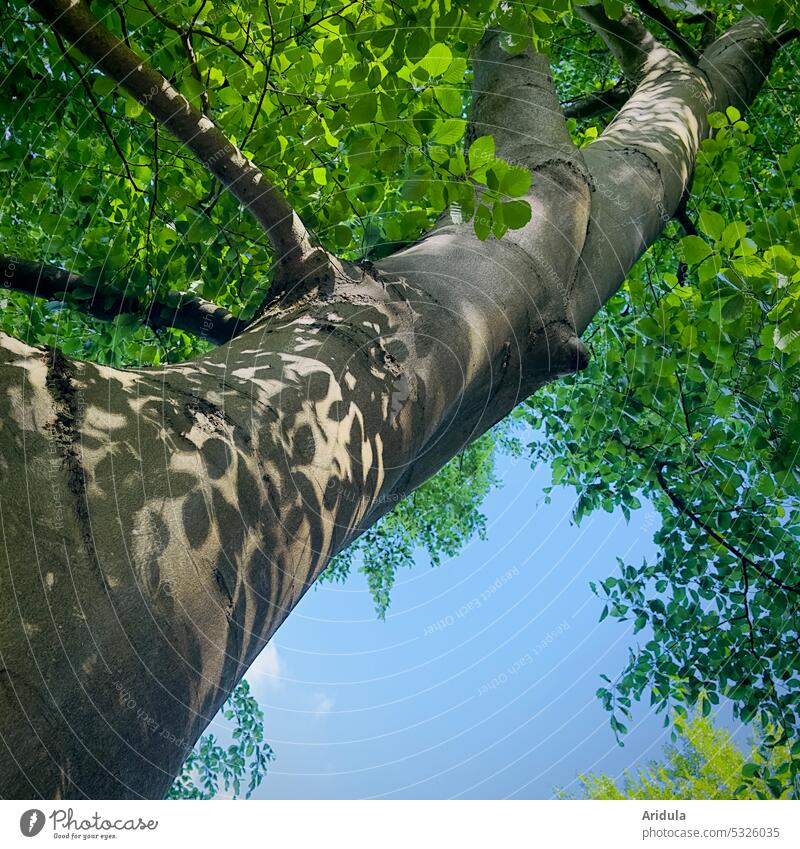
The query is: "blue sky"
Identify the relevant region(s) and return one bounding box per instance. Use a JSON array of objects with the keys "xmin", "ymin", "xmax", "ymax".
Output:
[{"xmin": 221, "ymin": 453, "xmax": 742, "ymax": 799}]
